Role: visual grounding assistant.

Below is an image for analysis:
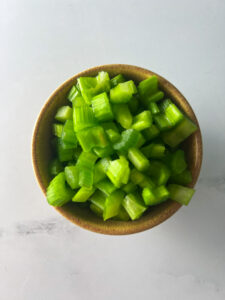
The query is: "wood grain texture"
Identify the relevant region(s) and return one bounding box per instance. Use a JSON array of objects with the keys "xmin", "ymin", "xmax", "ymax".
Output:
[{"xmin": 32, "ymin": 64, "xmax": 203, "ymax": 235}]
